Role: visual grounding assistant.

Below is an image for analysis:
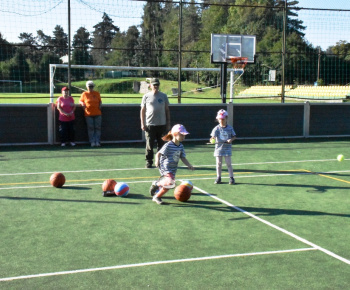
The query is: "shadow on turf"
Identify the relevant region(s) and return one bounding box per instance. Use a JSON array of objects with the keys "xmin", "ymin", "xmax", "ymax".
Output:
[
  {"xmin": 59, "ymin": 186, "xmax": 91, "ymax": 190},
  {"xmin": 159, "ymin": 195, "xmax": 237, "ymax": 212},
  {"xmin": 0, "ymin": 194, "xmax": 144, "ymax": 204},
  {"xmin": 229, "ymin": 206, "xmax": 350, "ymax": 220},
  {"xmin": 0, "ymin": 196, "xmax": 139, "ymax": 204},
  {"xmin": 244, "ymin": 182, "xmax": 350, "ymax": 193}
]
